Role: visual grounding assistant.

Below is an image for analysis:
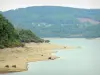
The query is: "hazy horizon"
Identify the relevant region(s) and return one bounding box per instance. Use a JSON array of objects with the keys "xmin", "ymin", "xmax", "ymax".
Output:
[{"xmin": 0, "ymin": 0, "xmax": 100, "ymax": 11}]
